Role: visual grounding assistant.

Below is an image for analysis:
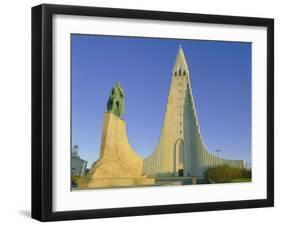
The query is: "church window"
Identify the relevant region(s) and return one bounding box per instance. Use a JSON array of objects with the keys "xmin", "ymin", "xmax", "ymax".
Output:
[
  {"xmin": 179, "ymin": 68, "xmax": 182, "ymax": 76},
  {"xmin": 183, "ymin": 70, "xmax": 186, "ymax": 75},
  {"xmin": 175, "ymin": 71, "xmax": 177, "ymax": 76}
]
